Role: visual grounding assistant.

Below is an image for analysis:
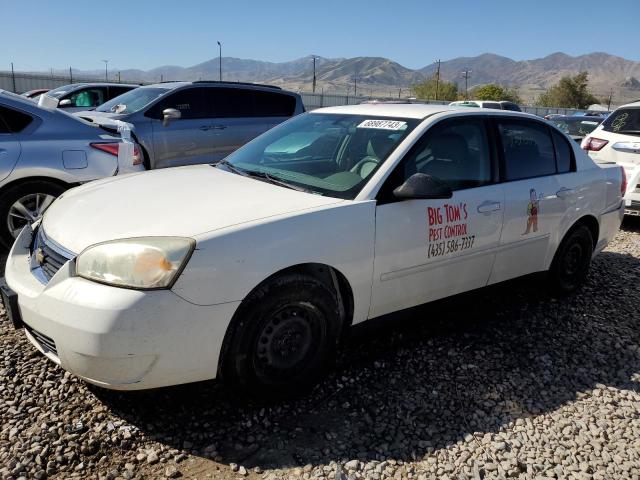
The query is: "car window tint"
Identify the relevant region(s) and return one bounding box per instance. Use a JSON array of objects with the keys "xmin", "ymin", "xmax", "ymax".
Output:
[
  {"xmin": 254, "ymin": 91, "xmax": 296, "ymax": 117},
  {"xmin": 483, "ymin": 102, "xmax": 501, "ymax": 109},
  {"xmin": 209, "ymin": 88, "xmax": 254, "ymax": 117},
  {"xmin": 0, "ymin": 106, "xmax": 33, "ymax": 133},
  {"xmin": 498, "ymin": 120, "xmax": 556, "ymax": 180},
  {"xmin": 108, "ymin": 86, "xmax": 134, "ymax": 100},
  {"xmin": 400, "ymin": 117, "xmax": 492, "ymax": 191},
  {"xmin": 552, "ymin": 129, "xmax": 574, "ymax": 174},
  {"xmin": 601, "ymin": 107, "xmax": 640, "ymax": 135},
  {"xmin": 68, "ymin": 88, "xmax": 105, "ymax": 108},
  {"xmin": 150, "ymin": 88, "xmax": 210, "ymax": 119},
  {"xmin": 501, "ymin": 102, "xmax": 521, "ymax": 112}
]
